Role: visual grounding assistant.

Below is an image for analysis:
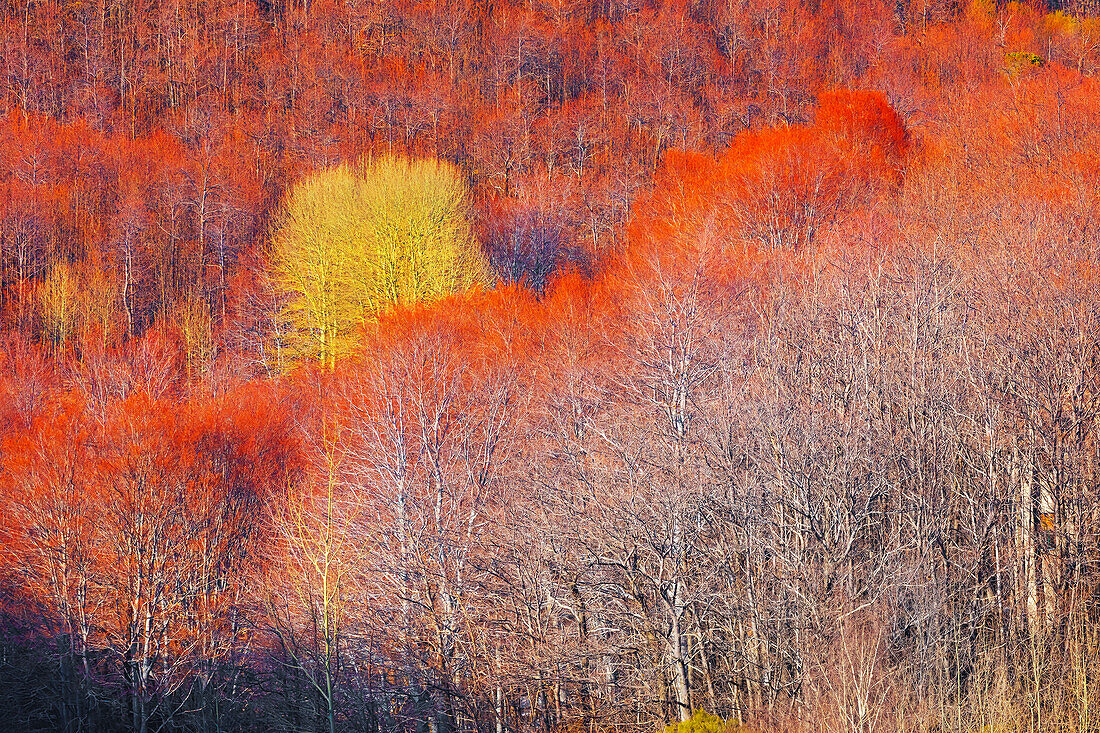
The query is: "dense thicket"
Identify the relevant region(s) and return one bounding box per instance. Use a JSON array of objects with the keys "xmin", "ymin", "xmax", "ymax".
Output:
[{"xmin": 2, "ymin": 1, "xmax": 1100, "ymax": 732}]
